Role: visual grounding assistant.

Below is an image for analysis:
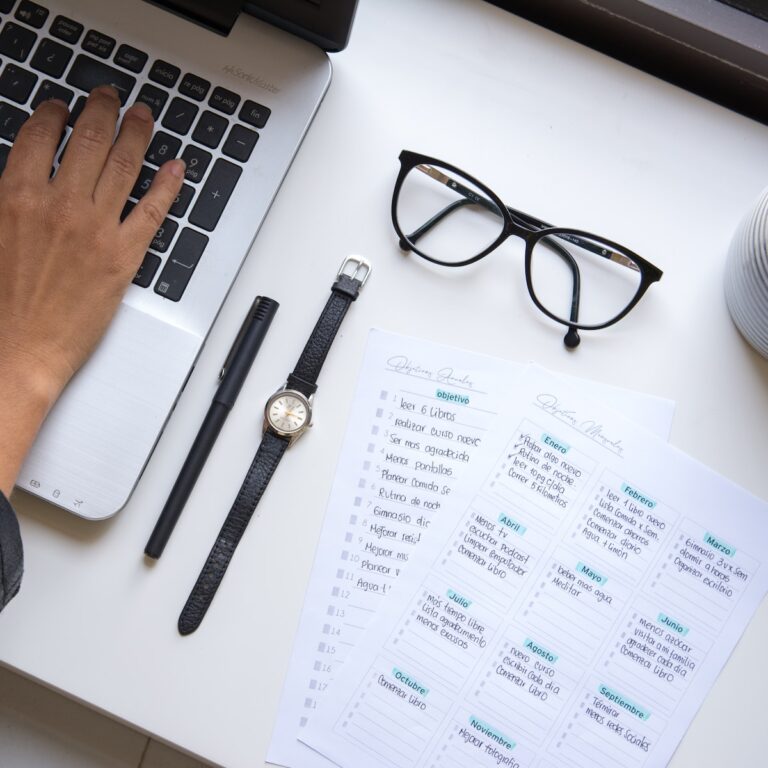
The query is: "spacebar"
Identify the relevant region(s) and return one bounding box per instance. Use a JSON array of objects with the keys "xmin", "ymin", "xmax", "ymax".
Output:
[{"xmin": 66, "ymin": 54, "xmax": 137, "ymax": 105}]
